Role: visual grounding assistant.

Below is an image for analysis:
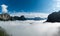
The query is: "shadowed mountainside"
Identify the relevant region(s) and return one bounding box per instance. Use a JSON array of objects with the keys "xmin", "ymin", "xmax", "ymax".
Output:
[{"xmin": 46, "ymin": 11, "xmax": 60, "ymax": 22}]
